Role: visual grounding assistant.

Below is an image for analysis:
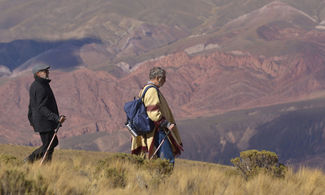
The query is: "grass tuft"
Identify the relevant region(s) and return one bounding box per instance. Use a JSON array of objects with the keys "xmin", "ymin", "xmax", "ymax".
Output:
[{"xmin": 0, "ymin": 144, "xmax": 325, "ymax": 194}]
